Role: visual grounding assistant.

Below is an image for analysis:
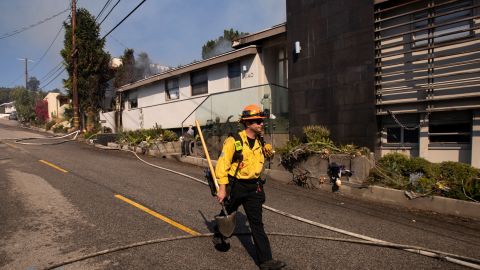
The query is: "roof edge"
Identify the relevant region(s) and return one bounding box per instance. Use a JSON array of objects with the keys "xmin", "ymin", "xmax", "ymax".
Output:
[{"xmin": 232, "ymin": 23, "xmax": 286, "ymax": 49}]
